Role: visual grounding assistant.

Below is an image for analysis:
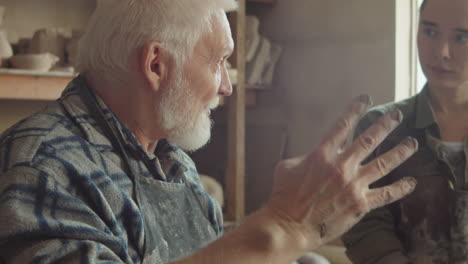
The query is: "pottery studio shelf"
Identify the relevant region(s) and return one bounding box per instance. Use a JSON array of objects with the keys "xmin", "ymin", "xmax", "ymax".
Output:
[
  {"xmin": 0, "ymin": 69, "xmax": 75, "ymax": 100},
  {"xmin": 0, "ymin": 68, "xmax": 256, "ymax": 103}
]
